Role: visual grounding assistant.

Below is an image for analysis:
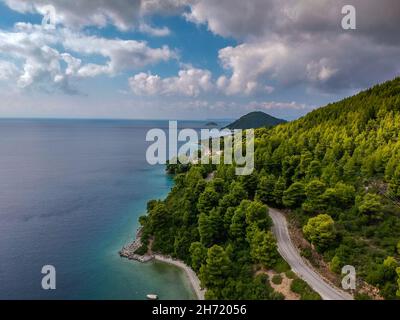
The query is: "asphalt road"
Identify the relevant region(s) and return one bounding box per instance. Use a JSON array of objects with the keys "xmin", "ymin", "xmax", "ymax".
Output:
[{"xmin": 269, "ymin": 207, "xmax": 353, "ymax": 300}]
